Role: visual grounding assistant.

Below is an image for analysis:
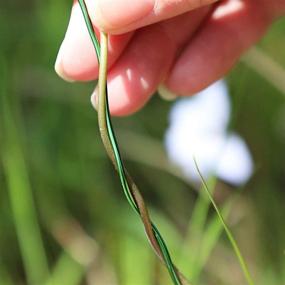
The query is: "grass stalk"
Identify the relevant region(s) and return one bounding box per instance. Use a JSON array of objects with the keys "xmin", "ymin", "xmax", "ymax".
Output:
[
  {"xmin": 194, "ymin": 159, "xmax": 255, "ymax": 285},
  {"xmin": 0, "ymin": 57, "xmax": 49, "ymax": 285}
]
